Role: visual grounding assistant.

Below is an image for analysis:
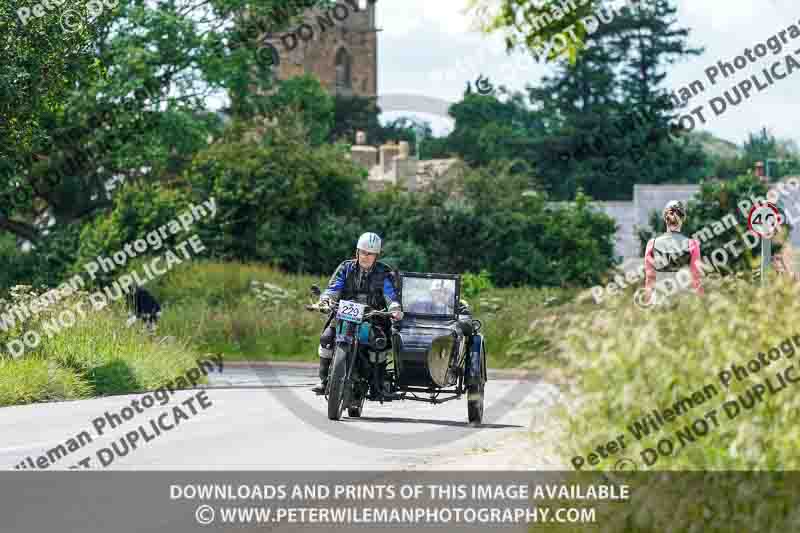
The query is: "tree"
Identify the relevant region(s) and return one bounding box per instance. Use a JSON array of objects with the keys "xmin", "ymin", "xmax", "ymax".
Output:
[
  {"xmin": 525, "ymin": 1, "xmax": 708, "ymax": 200},
  {"xmin": 266, "ymin": 75, "xmax": 335, "ymax": 146},
  {"xmin": 185, "ymin": 109, "xmax": 364, "ymax": 273},
  {"xmin": 328, "ymin": 95, "xmax": 382, "ymax": 145},
  {"xmin": 614, "ymin": 1, "xmax": 703, "ymax": 109},
  {"xmin": 0, "ymin": 0, "xmax": 321, "ymax": 246},
  {"xmin": 743, "ymin": 128, "xmax": 779, "ymax": 169},
  {"xmin": 0, "ymin": 0, "xmax": 102, "ymax": 241},
  {"xmin": 446, "ymin": 91, "xmax": 544, "ymax": 167},
  {"xmin": 467, "ymin": 0, "xmax": 599, "ymax": 63},
  {"xmin": 376, "ymin": 117, "xmax": 429, "ymax": 156}
]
